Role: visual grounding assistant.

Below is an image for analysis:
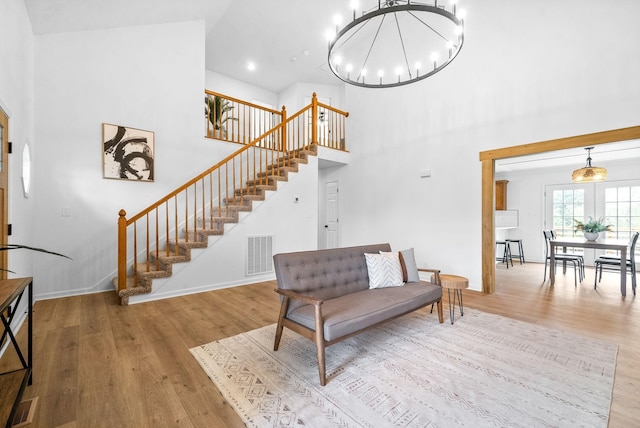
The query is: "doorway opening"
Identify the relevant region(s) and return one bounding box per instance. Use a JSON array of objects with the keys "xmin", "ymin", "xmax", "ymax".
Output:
[{"xmin": 479, "ymin": 125, "xmax": 640, "ymax": 293}]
